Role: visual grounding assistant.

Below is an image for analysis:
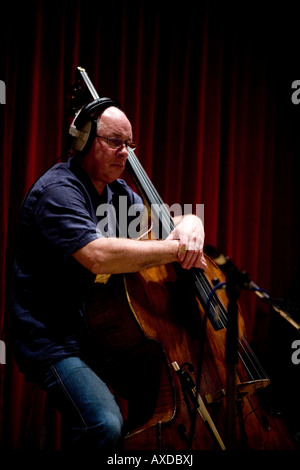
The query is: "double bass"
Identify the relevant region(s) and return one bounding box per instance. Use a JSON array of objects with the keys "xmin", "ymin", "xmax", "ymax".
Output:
[{"xmin": 70, "ymin": 67, "xmax": 294, "ymax": 450}]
